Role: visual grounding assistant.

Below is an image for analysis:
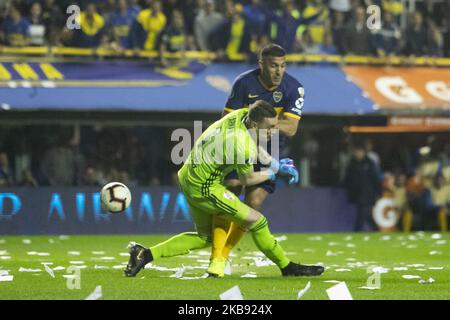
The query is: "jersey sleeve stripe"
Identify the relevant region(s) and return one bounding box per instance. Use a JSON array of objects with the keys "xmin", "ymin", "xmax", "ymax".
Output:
[
  {"xmin": 283, "ymin": 112, "xmax": 301, "ymax": 120},
  {"xmin": 224, "ymin": 107, "xmax": 235, "ymax": 113}
]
